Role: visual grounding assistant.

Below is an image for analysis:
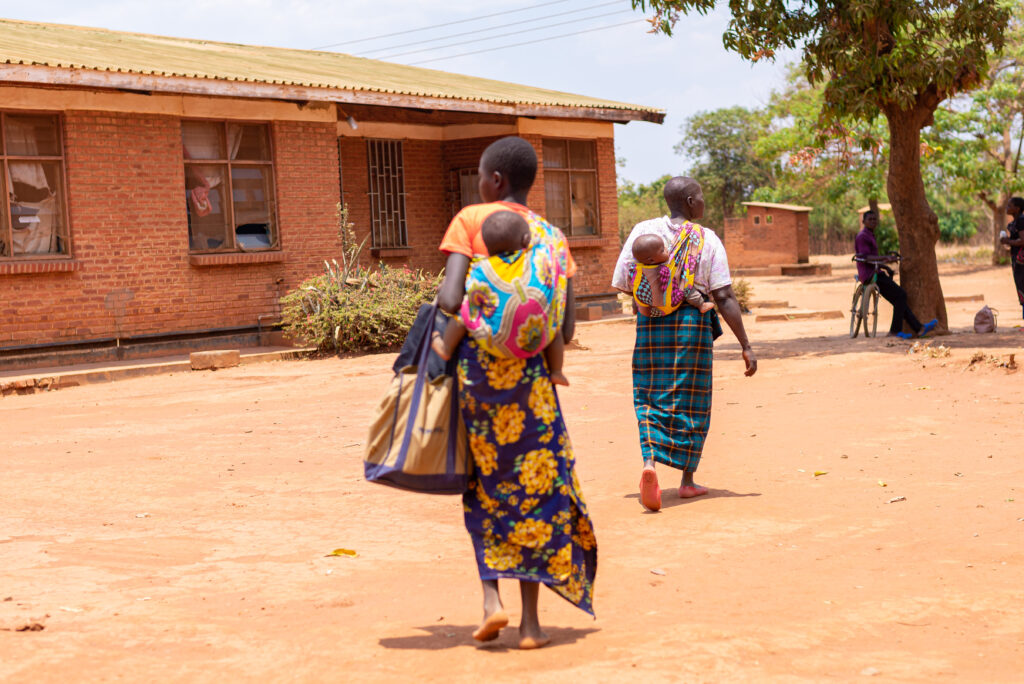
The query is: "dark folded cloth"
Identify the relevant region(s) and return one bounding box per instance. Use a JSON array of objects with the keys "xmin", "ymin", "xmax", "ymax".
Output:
[{"xmin": 392, "ymin": 303, "xmax": 455, "ymax": 380}]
